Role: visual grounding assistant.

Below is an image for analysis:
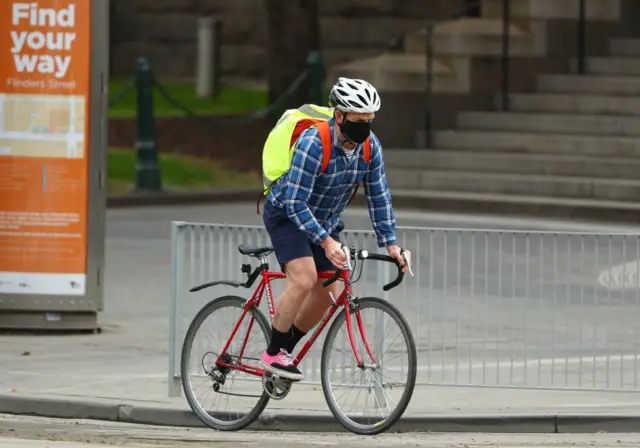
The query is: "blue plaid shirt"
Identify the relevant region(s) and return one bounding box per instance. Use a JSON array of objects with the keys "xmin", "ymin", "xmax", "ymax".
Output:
[{"xmin": 267, "ymin": 118, "xmax": 397, "ymax": 248}]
